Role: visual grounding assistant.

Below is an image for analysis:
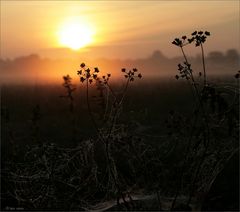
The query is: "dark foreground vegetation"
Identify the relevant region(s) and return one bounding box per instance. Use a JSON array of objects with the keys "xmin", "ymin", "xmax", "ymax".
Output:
[{"xmin": 1, "ymin": 31, "xmax": 239, "ymax": 211}]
